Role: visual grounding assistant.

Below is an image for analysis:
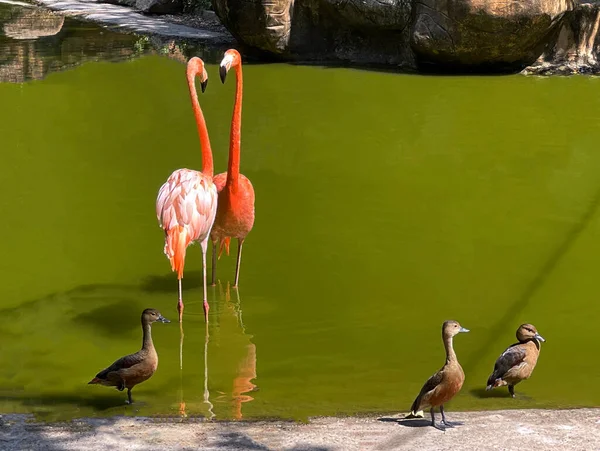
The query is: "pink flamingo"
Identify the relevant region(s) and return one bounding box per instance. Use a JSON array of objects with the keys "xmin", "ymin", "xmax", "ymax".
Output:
[
  {"xmin": 210, "ymin": 49, "xmax": 256, "ymax": 288},
  {"xmin": 156, "ymin": 57, "xmax": 218, "ymax": 323}
]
